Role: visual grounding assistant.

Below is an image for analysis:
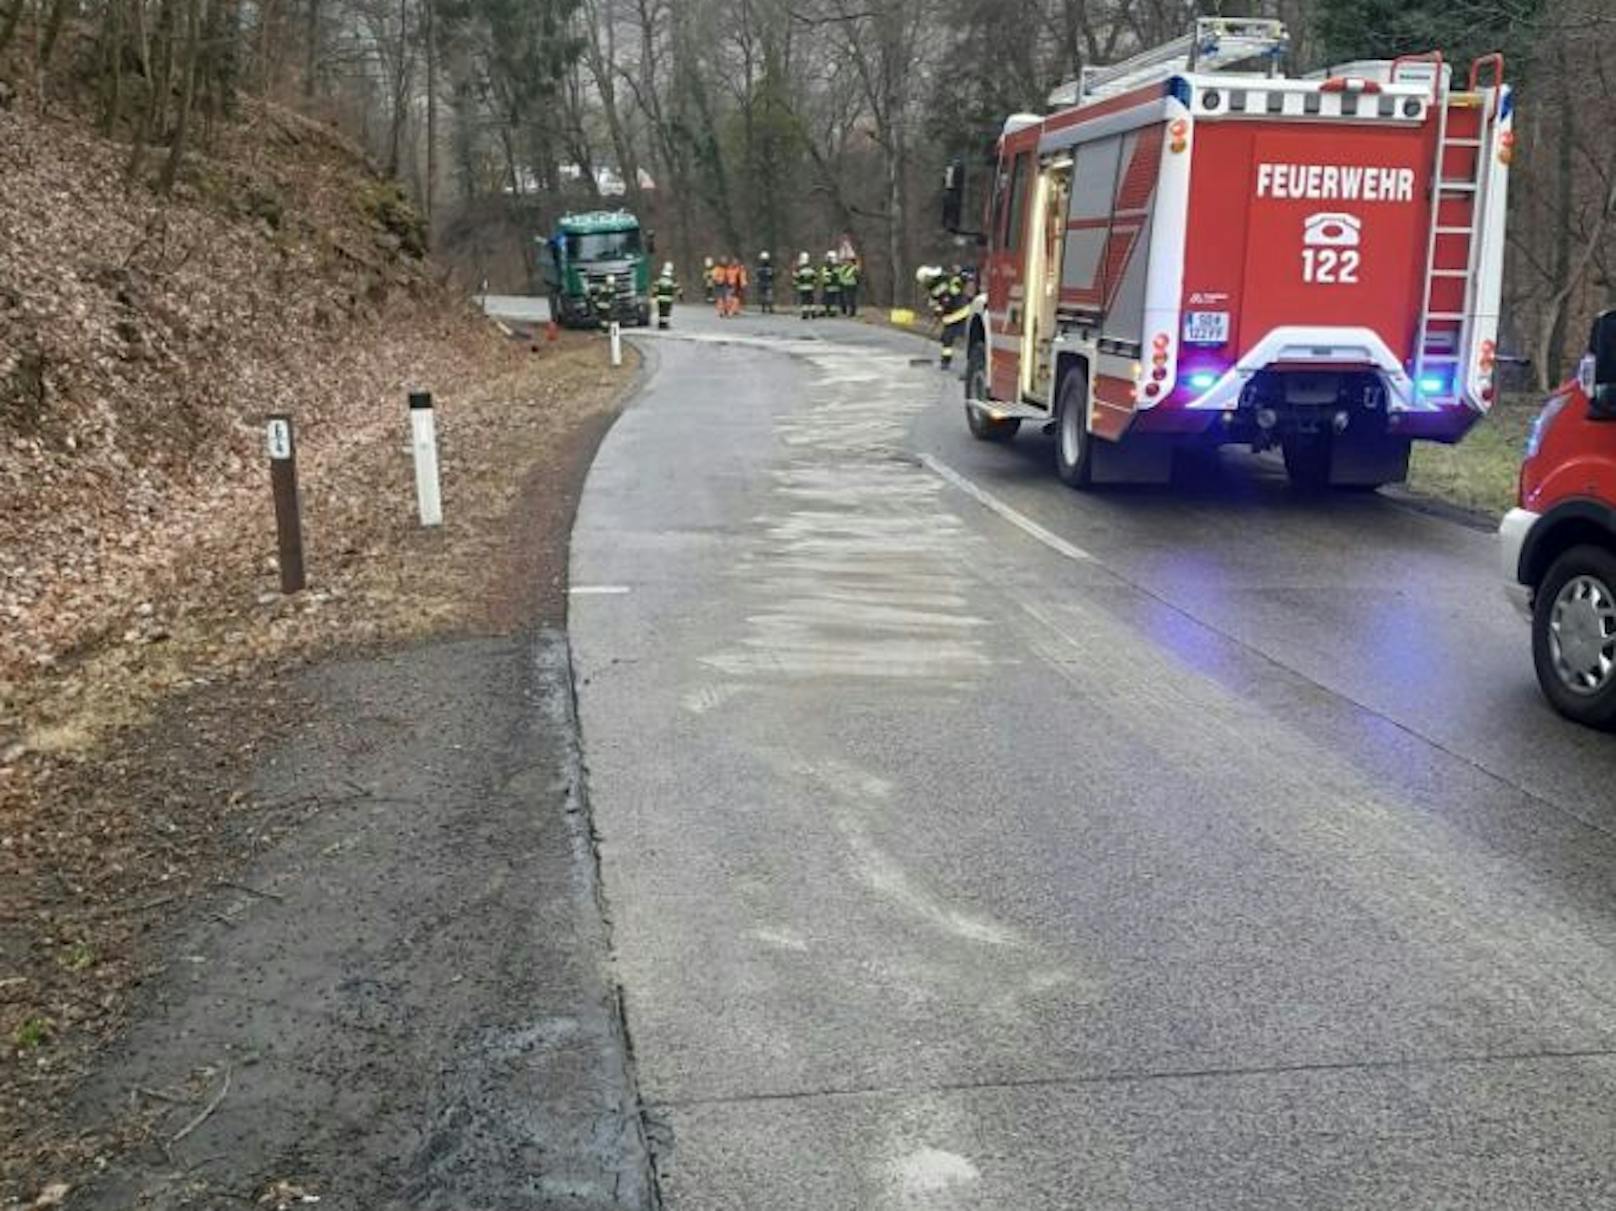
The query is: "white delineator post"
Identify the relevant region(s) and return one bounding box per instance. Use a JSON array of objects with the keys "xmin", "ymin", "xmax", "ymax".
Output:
[
  {"xmin": 609, "ymin": 320, "xmax": 622, "ymax": 367},
  {"xmin": 408, "ymin": 390, "xmax": 443, "ymax": 527}
]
